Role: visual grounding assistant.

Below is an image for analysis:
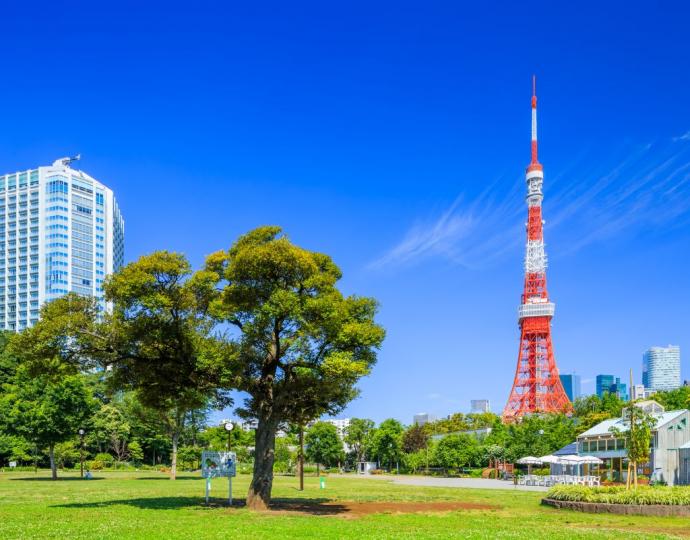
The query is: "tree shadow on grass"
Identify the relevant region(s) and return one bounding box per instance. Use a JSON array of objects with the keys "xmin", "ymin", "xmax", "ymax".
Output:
[
  {"xmin": 133, "ymin": 476, "xmax": 201, "ymax": 481},
  {"xmin": 53, "ymin": 497, "xmax": 347, "ymax": 515},
  {"xmin": 11, "ymin": 477, "xmax": 105, "ymax": 482}
]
